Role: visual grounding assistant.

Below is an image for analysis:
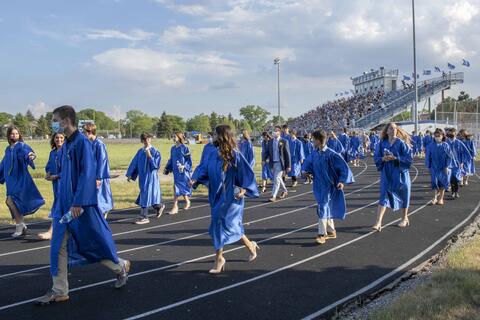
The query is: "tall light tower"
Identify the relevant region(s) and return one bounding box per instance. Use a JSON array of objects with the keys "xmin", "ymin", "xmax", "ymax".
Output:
[
  {"xmin": 274, "ymin": 57, "xmax": 281, "ymax": 125},
  {"xmin": 412, "ymin": 0, "xmax": 419, "ymax": 132}
]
